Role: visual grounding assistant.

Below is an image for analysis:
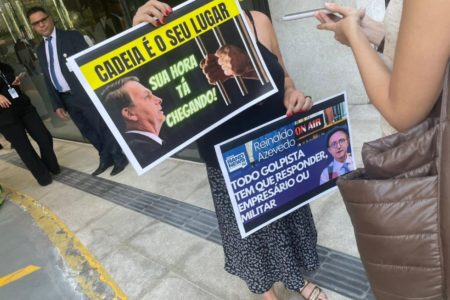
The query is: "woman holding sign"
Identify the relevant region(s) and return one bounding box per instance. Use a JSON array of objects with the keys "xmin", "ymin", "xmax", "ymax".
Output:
[{"xmin": 134, "ymin": 2, "xmax": 325, "ymax": 300}]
